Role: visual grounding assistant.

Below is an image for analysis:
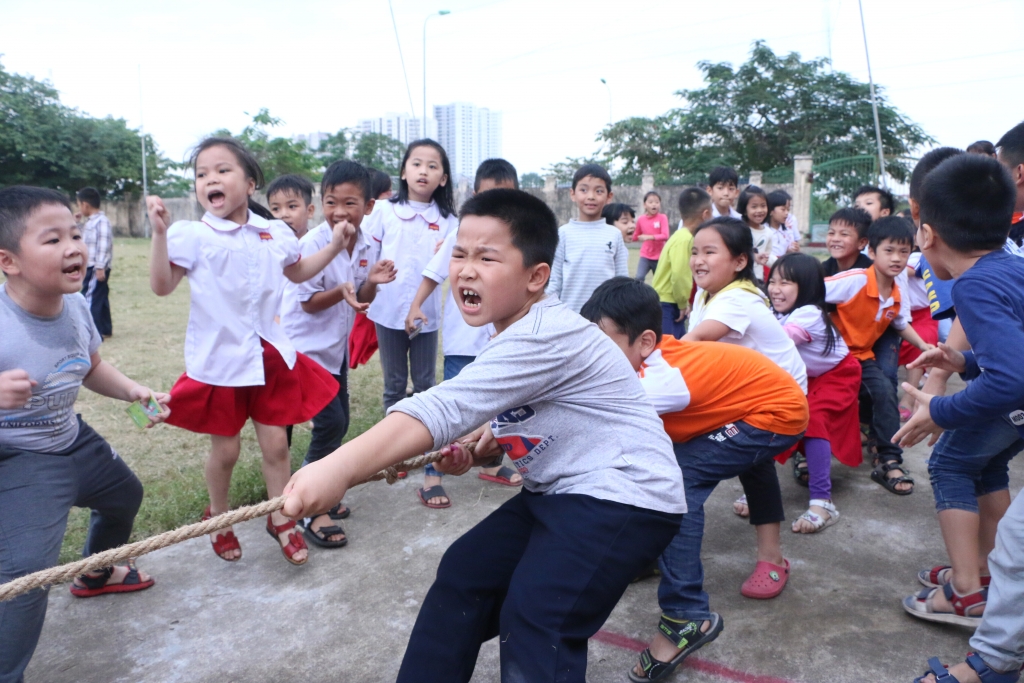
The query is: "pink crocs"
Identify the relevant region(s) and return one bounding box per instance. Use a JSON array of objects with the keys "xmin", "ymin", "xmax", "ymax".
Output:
[{"xmin": 740, "ymin": 559, "xmax": 790, "ymax": 599}]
